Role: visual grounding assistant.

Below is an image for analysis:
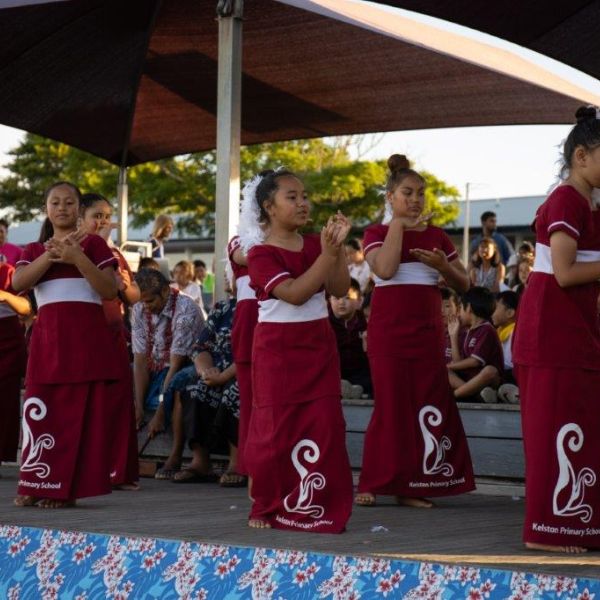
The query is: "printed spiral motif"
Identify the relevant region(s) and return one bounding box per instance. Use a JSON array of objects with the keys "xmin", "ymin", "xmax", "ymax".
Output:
[
  {"xmin": 419, "ymin": 406, "xmax": 454, "ymax": 477},
  {"xmin": 284, "ymin": 440, "xmax": 326, "ymax": 519},
  {"xmin": 20, "ymin": 398, "xmax": 55, "ymax": 479},
  {"xmin": 553, "ymin": 423, "xmax": 596, "ymax": 524}
]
